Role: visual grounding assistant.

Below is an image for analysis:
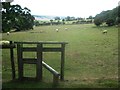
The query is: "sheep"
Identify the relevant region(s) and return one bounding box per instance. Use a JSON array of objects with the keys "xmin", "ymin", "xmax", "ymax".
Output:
[
  {"xmin": 56, "ymin": 29, "xmax": 59, "ymax": 32},
  {"xmin": 40, "ymin": 30, "xmax": 43, "ymax": 33},
  {"xmin": 65, "ymin": 28, "xmax": 68, "ymax": 30},
  {"xmin": 102, "ymin": 30, "xmax": 107, "ymax": 34},
  {"xmin": 7, "ymin": 32, "xmax": 10, "ymax": 35},
  {"xmin": 0, "ymin": 40, "xmax": 10, "ymax": 45}
]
